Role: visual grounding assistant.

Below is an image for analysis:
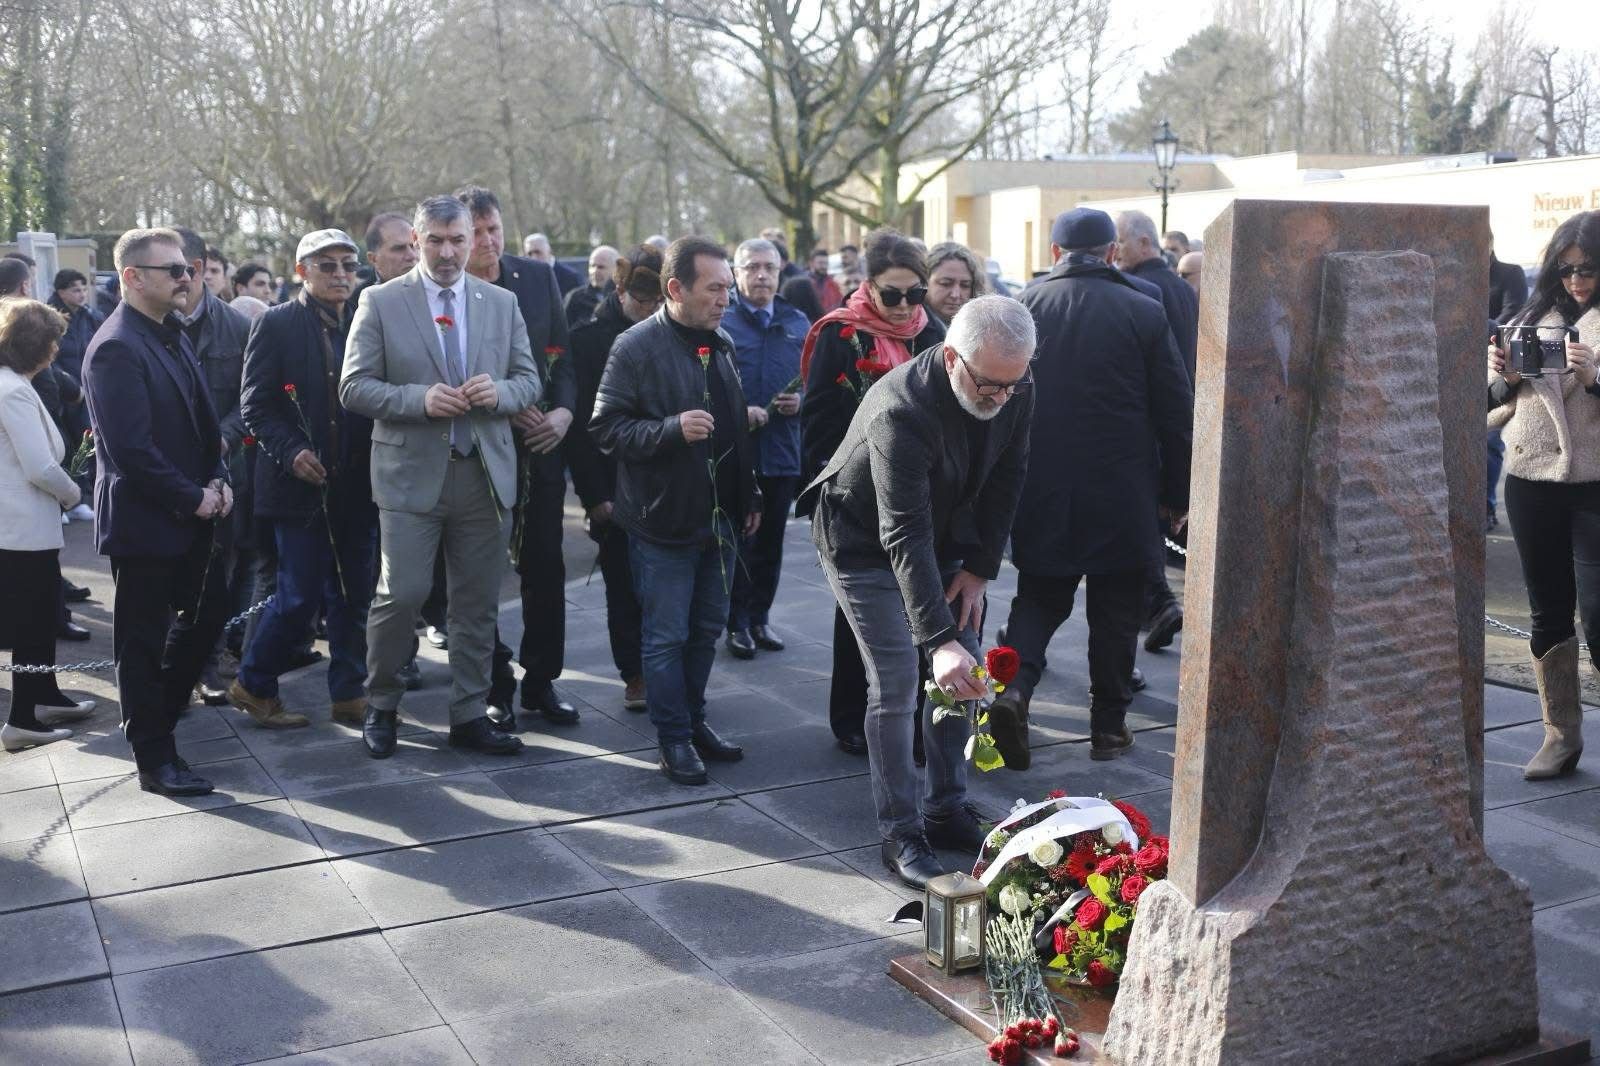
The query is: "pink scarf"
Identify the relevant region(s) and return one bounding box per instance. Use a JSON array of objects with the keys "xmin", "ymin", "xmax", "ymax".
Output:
[{"xmin": 799, "ymin": 280, "xmax": 929, "ymax": 381}]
